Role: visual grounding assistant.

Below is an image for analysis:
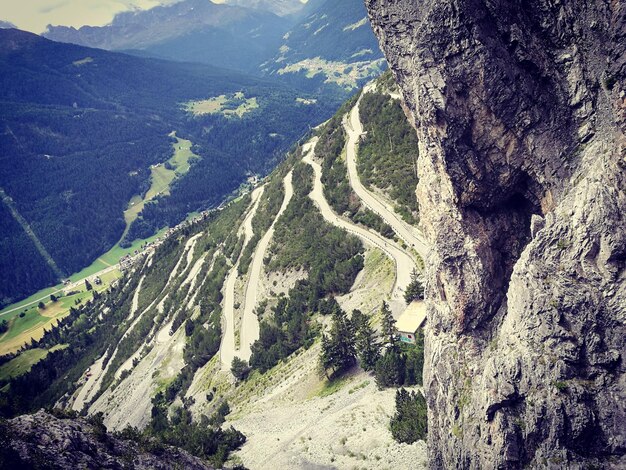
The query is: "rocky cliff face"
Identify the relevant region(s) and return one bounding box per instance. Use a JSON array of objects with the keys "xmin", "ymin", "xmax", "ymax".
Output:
[
  {"xmin": 365, "ymin": 1, "xmax": 626, "ymax": 468},
  {"xmin": 1, "ymin": 410, "xmax": 213, "ymax": 469}
]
